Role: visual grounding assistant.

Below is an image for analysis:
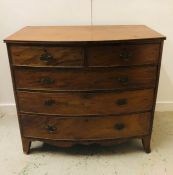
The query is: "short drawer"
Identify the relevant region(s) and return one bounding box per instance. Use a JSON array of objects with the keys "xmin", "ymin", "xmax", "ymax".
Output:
[
  {"xmin": 9, "ymin": 45, "xmax": 84, "ymax": 67},
  {"xmin": 21, "ymin": 112, "xmax": 151, "ymax": 140},
  {"xmin": 17, "ymin": 89, "xmax": 154, "ymax": 115},
  {"xmin": 14, "ymin": 66, "xmax": 156, "ymax": 91},
  {"xmin": 87, "ymin": 44, "xmax": 160, "ymax": 67}
]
